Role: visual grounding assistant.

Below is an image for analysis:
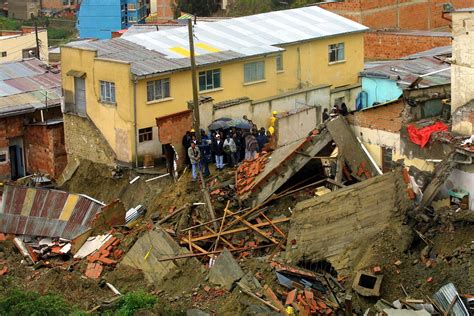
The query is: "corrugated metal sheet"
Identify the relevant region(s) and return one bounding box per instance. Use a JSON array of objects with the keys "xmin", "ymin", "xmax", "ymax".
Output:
[
  {"xmin": 0, "ymin": 185, "xmax": 105, "ymax": 240},
  {"xmin": 69, "ymin": 6, "xmax": 367, "ymax": 76},
  {"xmin": 432, "ymin": 283, "xmax": 470, "ymax": 316},
  {"xmin": 361, "ymin": 46, "xmax": 452, "ymax": 88},
  {"xmin": 0, "ymin": 59, "xmax": 62, "ymax": 117}
]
